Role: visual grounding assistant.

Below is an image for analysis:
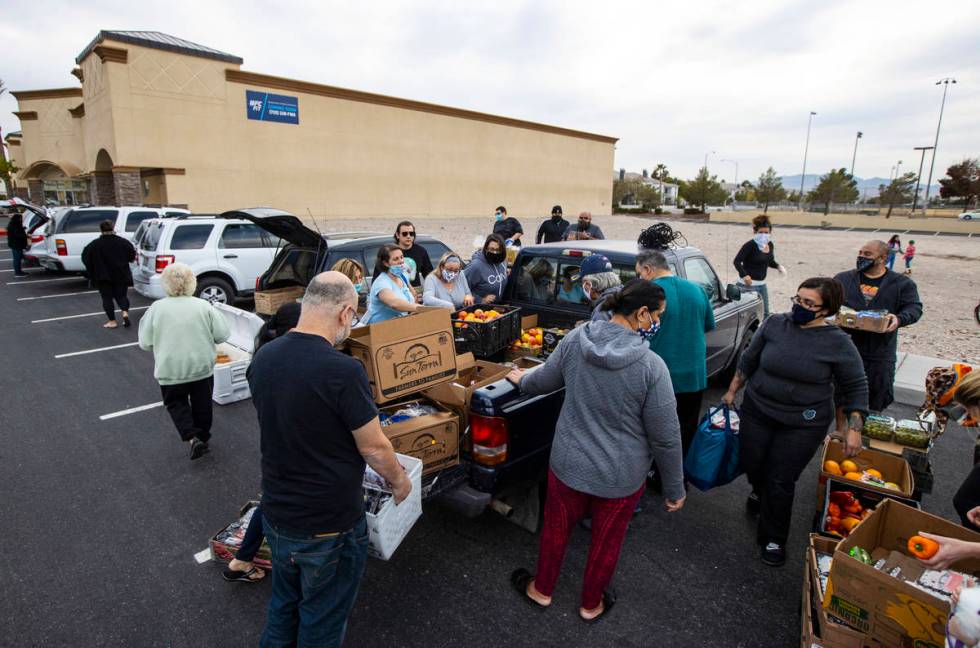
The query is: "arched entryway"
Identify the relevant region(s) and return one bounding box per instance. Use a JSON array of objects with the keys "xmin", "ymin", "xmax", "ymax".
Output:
[
  {"xmin": 91, "ymin": 149, "xmax": 116, "ymax": 205},
  {"xmin": 19, "ymin": 160, "xmax": 89, "ymax": 206}
]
